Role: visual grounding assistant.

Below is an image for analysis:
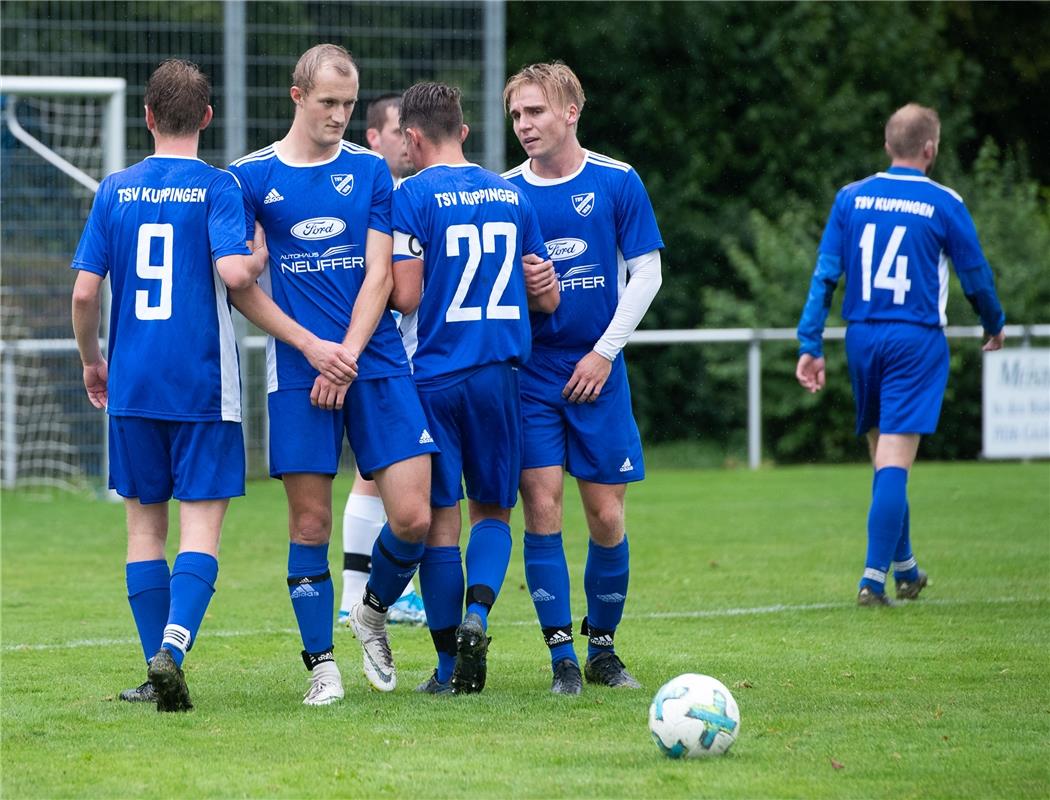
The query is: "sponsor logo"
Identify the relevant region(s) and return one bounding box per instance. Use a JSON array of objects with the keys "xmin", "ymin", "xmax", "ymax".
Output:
[
  {"xmin": 596, "ymin": 592, "xmax": 626, "ymax": 603},
  {"xmin": 531, "ymin": 588, "xmax": 556, "ymax": 602},
  {"xmin": 320, "ymin": 244, "xmax": 358, "ymax": 257},
  {"xmin": 619, "ymin": 458, "xmax": 634, "ymax": 473},
  {"xmin": 545, "ymin": 237, "xmax": 588, "ymax": 261},
  {"xmin": 330, "ymin": 174, "xmax": 355, "ymax": 196},
  {"xmin": 419, "ymin": 429, "xmax": 434, "ymax": 444},
  {"xmin": 291, "ymin": 582, "xmax": 320, "ymax": 599},
  {"xmin": 589, "ymin": 633, "xmax": 615, "ymax": 648},
  {"xmin": 264, "ymin": 188, "xmax": 284, "ymax": 204},
  {"xmin": 290, "ymin": 217, "xmax": 346, "ymax": 240},
  {"xmin": 557, "ymin": 263, "xmax": 605, "ymax": 291},
  {"xmin": 572, "ymin": 192, "xmax": 595, "ymax": 217},
  {"xmin": 544, "ymin": 628, "xmax": 573, "ymax": 647}
]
